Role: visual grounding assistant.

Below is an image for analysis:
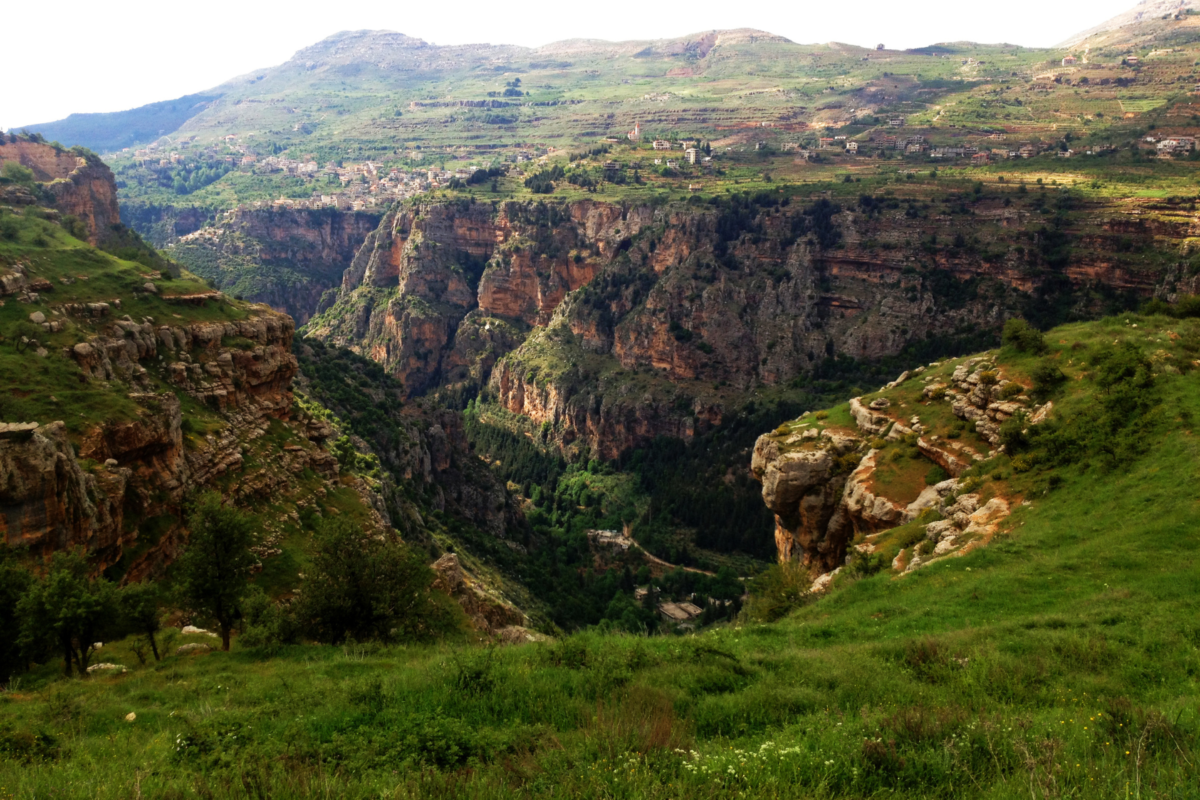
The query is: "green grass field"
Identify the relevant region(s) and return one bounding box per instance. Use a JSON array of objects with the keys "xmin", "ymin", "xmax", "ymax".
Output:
[{"xmin": 3, "ymin": 312, "xmax": 1198, "ymax": 799}]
